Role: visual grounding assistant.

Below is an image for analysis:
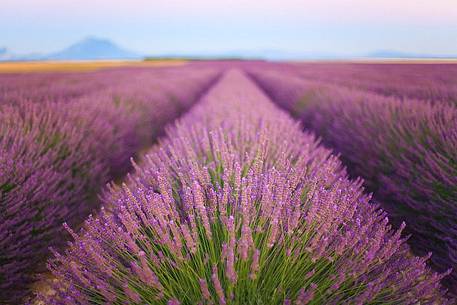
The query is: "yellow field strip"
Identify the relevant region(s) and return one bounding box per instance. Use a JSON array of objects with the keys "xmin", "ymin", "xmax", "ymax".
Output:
[{"xmin": 0, "ymin": 60, "xmax": 187, "ymax": 73}]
